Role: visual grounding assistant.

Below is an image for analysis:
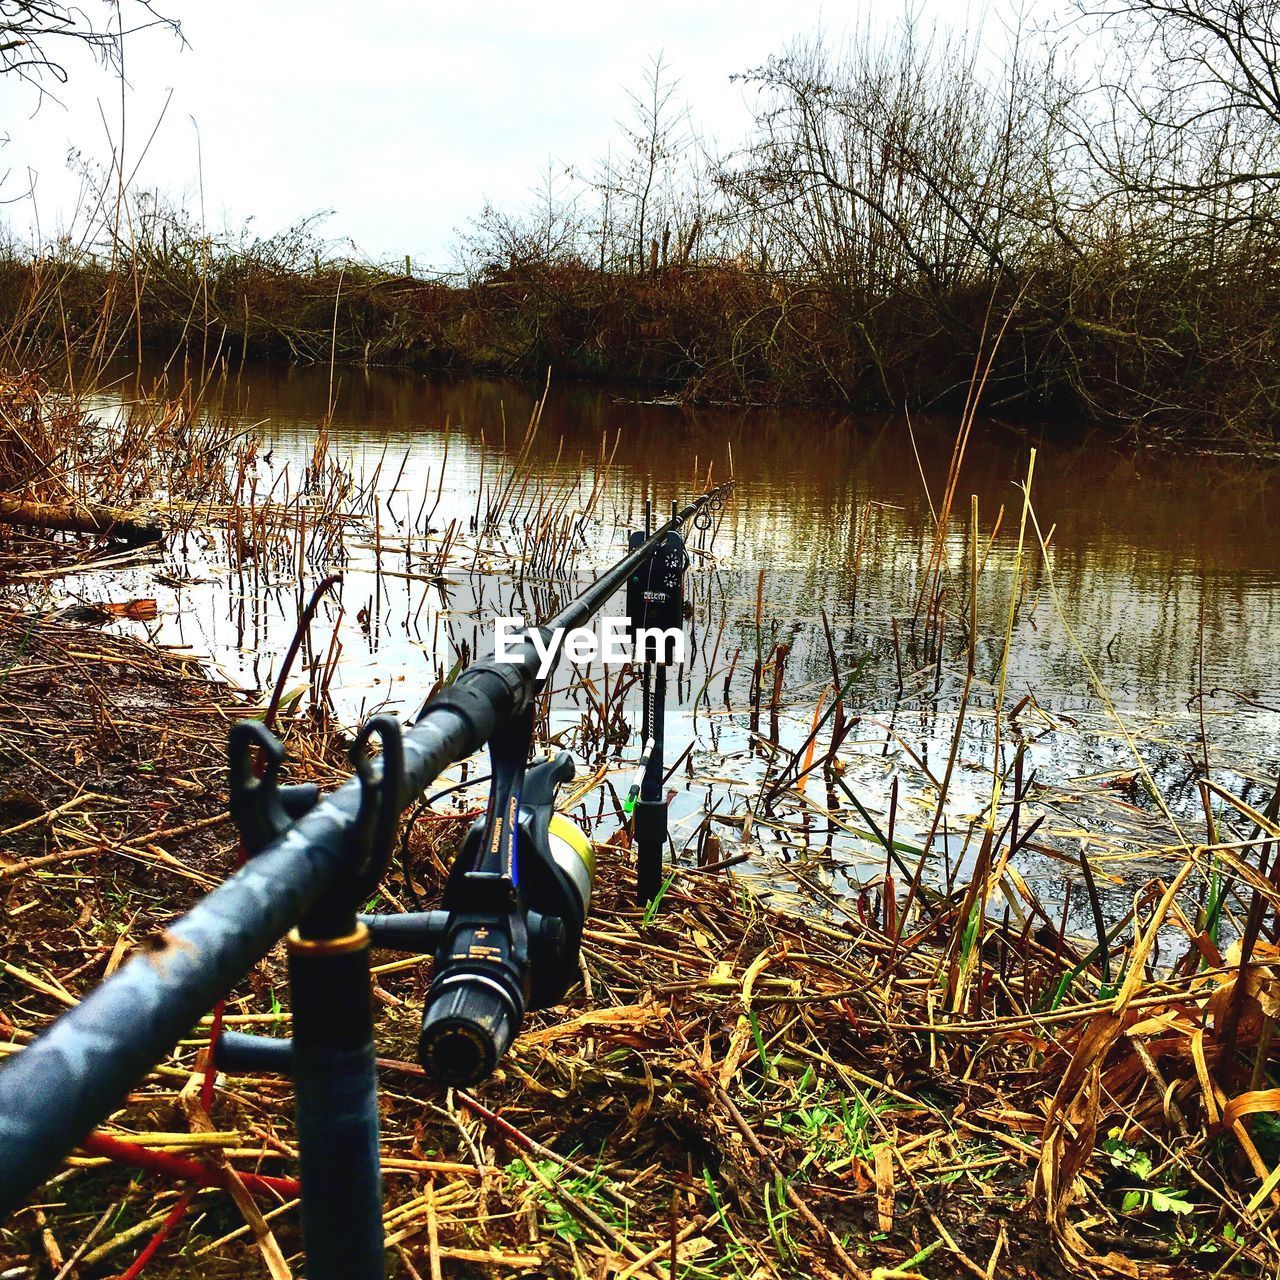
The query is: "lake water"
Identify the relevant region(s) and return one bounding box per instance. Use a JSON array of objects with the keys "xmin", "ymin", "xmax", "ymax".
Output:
[{"xmin": 81, "ymin": 362, "xmax": 1280, "ymax": 925}]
